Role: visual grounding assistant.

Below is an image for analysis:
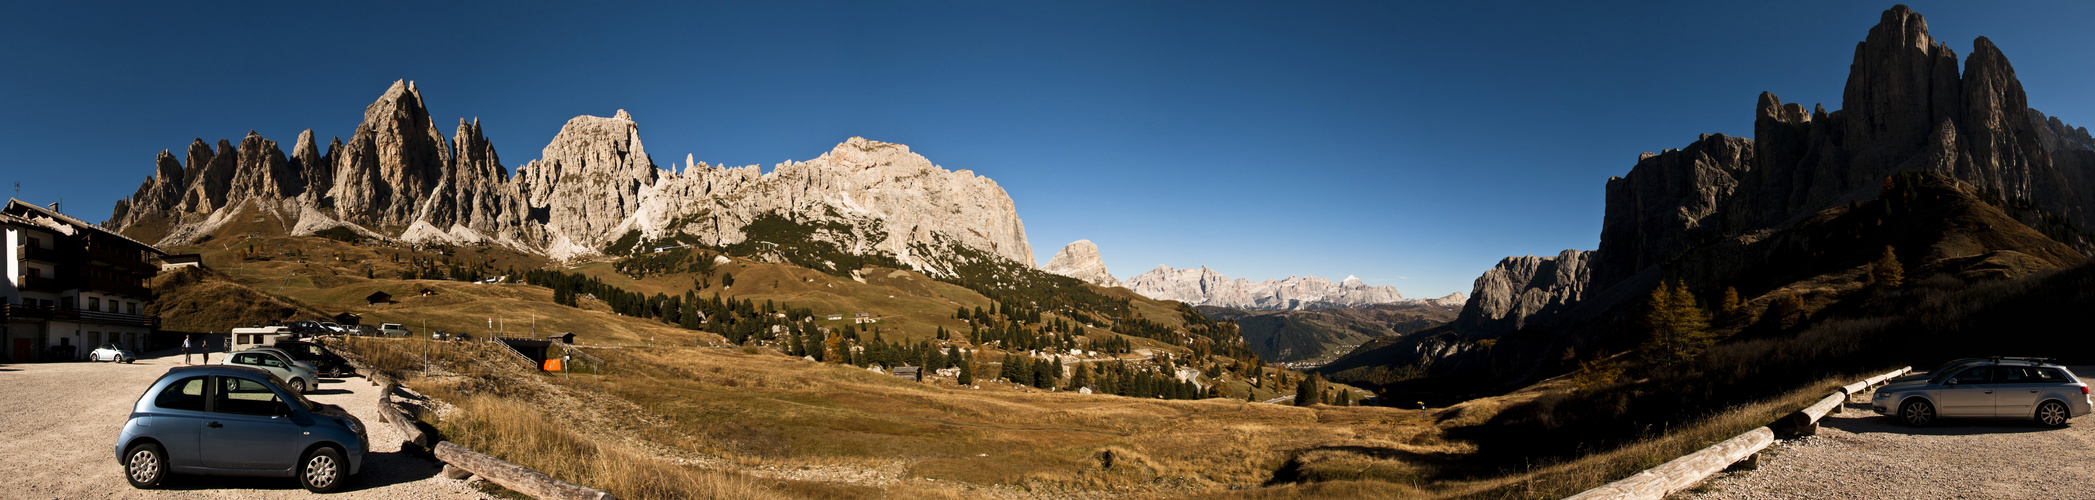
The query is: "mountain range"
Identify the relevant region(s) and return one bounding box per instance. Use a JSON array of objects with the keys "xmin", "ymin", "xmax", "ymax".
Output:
[
  {"xmin": 106, "ymin": 81, "xmax": 1034, "ymax": 277},
  {"xmin": 1320, "ymin": 5, "xmax": 2094, "ymax": 396}
]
